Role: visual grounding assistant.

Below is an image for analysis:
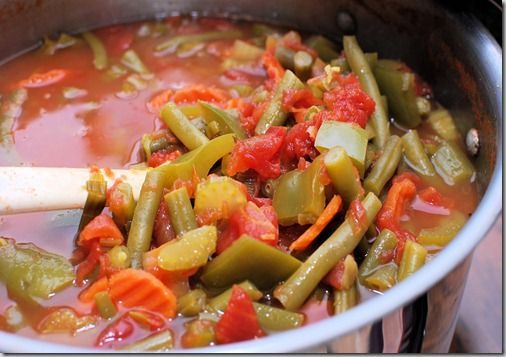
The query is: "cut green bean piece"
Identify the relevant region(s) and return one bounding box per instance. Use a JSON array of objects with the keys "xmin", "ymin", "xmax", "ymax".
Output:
[
  {"xmin": 275, "ymin": 46, "xmax": 296, "ymax": 70},
  {"xmin": 253, "ymin": 302, "xmax": 304, "ymax": 331},
  {"xmin": 358, "ymin": 229, "xmax": 398, "ymax": 282},
  {"xmin": 200, "ymin": 235, "xmax": 302, "ymax": 290},
  {"xmin": 363, "ymin": 263, "xmax": 398, "ymax": 291},
  {"xmin": 121, "ymin": 49, "xmax": 151, "ymax": 75},
  {"xmin": 398, "ymin": 240, "xmax": 427, "ymax": 281},
  {"xmin": 402, "ymin": 130, "xmax": 436, "ymax": 178},
  {"xmin": 127, "ymin": 170, "xmax": 166, "ymax": 268},
  {"xmin": 158, "ymin": 226, "xmax": 217, "ymax": 271},
  {"xmin": 82, "ymin": 32, "xmax": 108, "ymax": 70},
  {"xmin": 324, "ymin": 147, "xmax": 364, "ymax": 204},
  {"xmin": 431, "ymin": 141, "xmax": 475, "ymax": 185},
  {"xmin": 255, "ymin": 70, "xmax": 304, "ymax": 135},
  {"xmin": 417, "ymin": 211, "xmax": 467, "ymax": 247},
  {"xmin": 161, "ymin": 102, "xmax": 209, "ymax": 150},
  {"xmin": 108, "ymin": 182, "xmax": 136, "ymax": 230},
  {"xmin": 95, "ymin": 291, "xmax": 117, "ymax": 319},
  {"xmin": 121, "ymin": 329, "xmax": 174, "ymax": 351},
  {"xmin": 107, "ymin": 245, "xmax": 131, "ymax": 269},
  {"xmin": 274, "ymin": 192, "xmax": 382, "ymax": 311},
  {"xmin": 155, "ymin": 30, "xmax": 242, "ymax": 53},
  {"xmin": 315, "ymin": 121, "xmax": 369, "ymax": 176},
  {"xmin": 207, "ymin": 281, "xmax": 263, "ymax": 312},
  {"xmin": 78, "ymin": 171, "xmax": 107, "ymax": 232},
  {"xmin": 373, "ymin": 59, "xmax": 421, "ymax": 128},
  {"xmin": 427, "ymin": 109, "xmax": 459, "ymax": 142},
  {"xmin": 364, "ymin": 135, "xmax": 403, "ymax": 196},
  {"xmin": 199, "ymin": 101, "xmax": 247, "ymax": 139},
  {"xmin": 294, "ymin": 51, "xmax": 313, "ymax": 81},
  {"xmin": 177, "ymin": 289, "xmax": 207, "ymax": 317},
  {"xmin": 343, "ymin": 36, "xmax": 390, "ymax": 148},
  {"xmin": 305, "ymin": 35, "xmax": 339, "ymax": 62},
  {"xmin": 164, "ymin": 188, "xmax": 197, "ymax": 237},
  {"xmin": 333, "ymin": 283, "xmax": 359, "ymax": 315}
]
